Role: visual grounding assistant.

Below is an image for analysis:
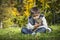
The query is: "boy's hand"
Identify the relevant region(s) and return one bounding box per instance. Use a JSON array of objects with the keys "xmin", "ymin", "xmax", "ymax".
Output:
[
  {"xmin": 34, "ymin": 23, "xmax": 40, "ymax": 28},
  {"xmin": 32, "ymin": 23, "xmax": 40, "ymax": 31}
]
